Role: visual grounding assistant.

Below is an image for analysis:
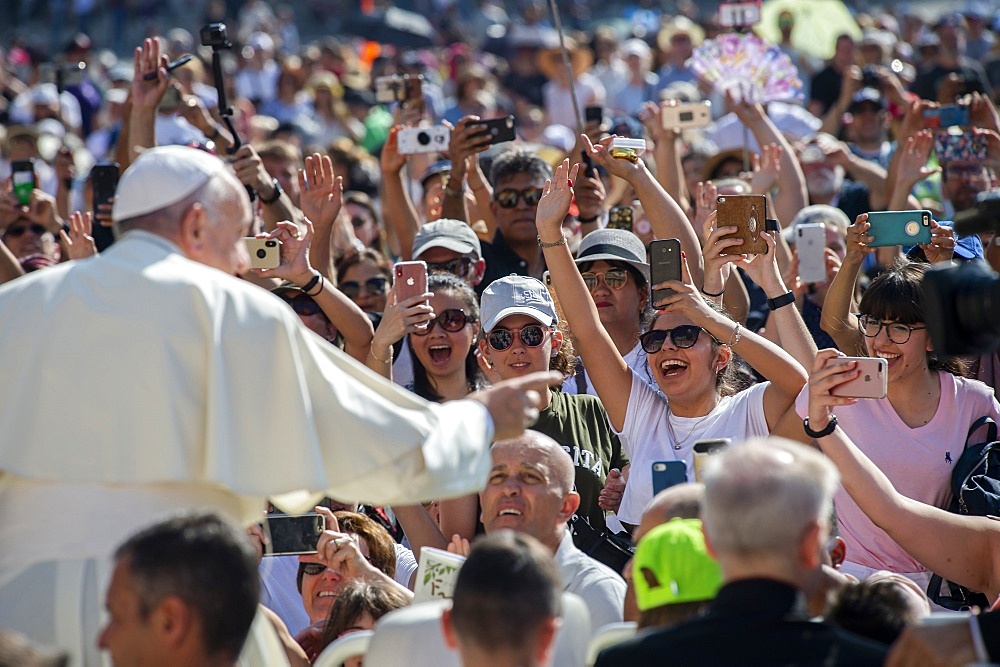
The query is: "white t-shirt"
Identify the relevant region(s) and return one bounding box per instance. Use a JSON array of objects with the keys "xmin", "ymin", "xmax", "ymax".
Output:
[
  {"xmin": 561, "ymin": 341, "xmax": 652, "ymax": 397},
  {"xmin": 615, "ymin": 372, "xmax": 769, "ymax": 524}
]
